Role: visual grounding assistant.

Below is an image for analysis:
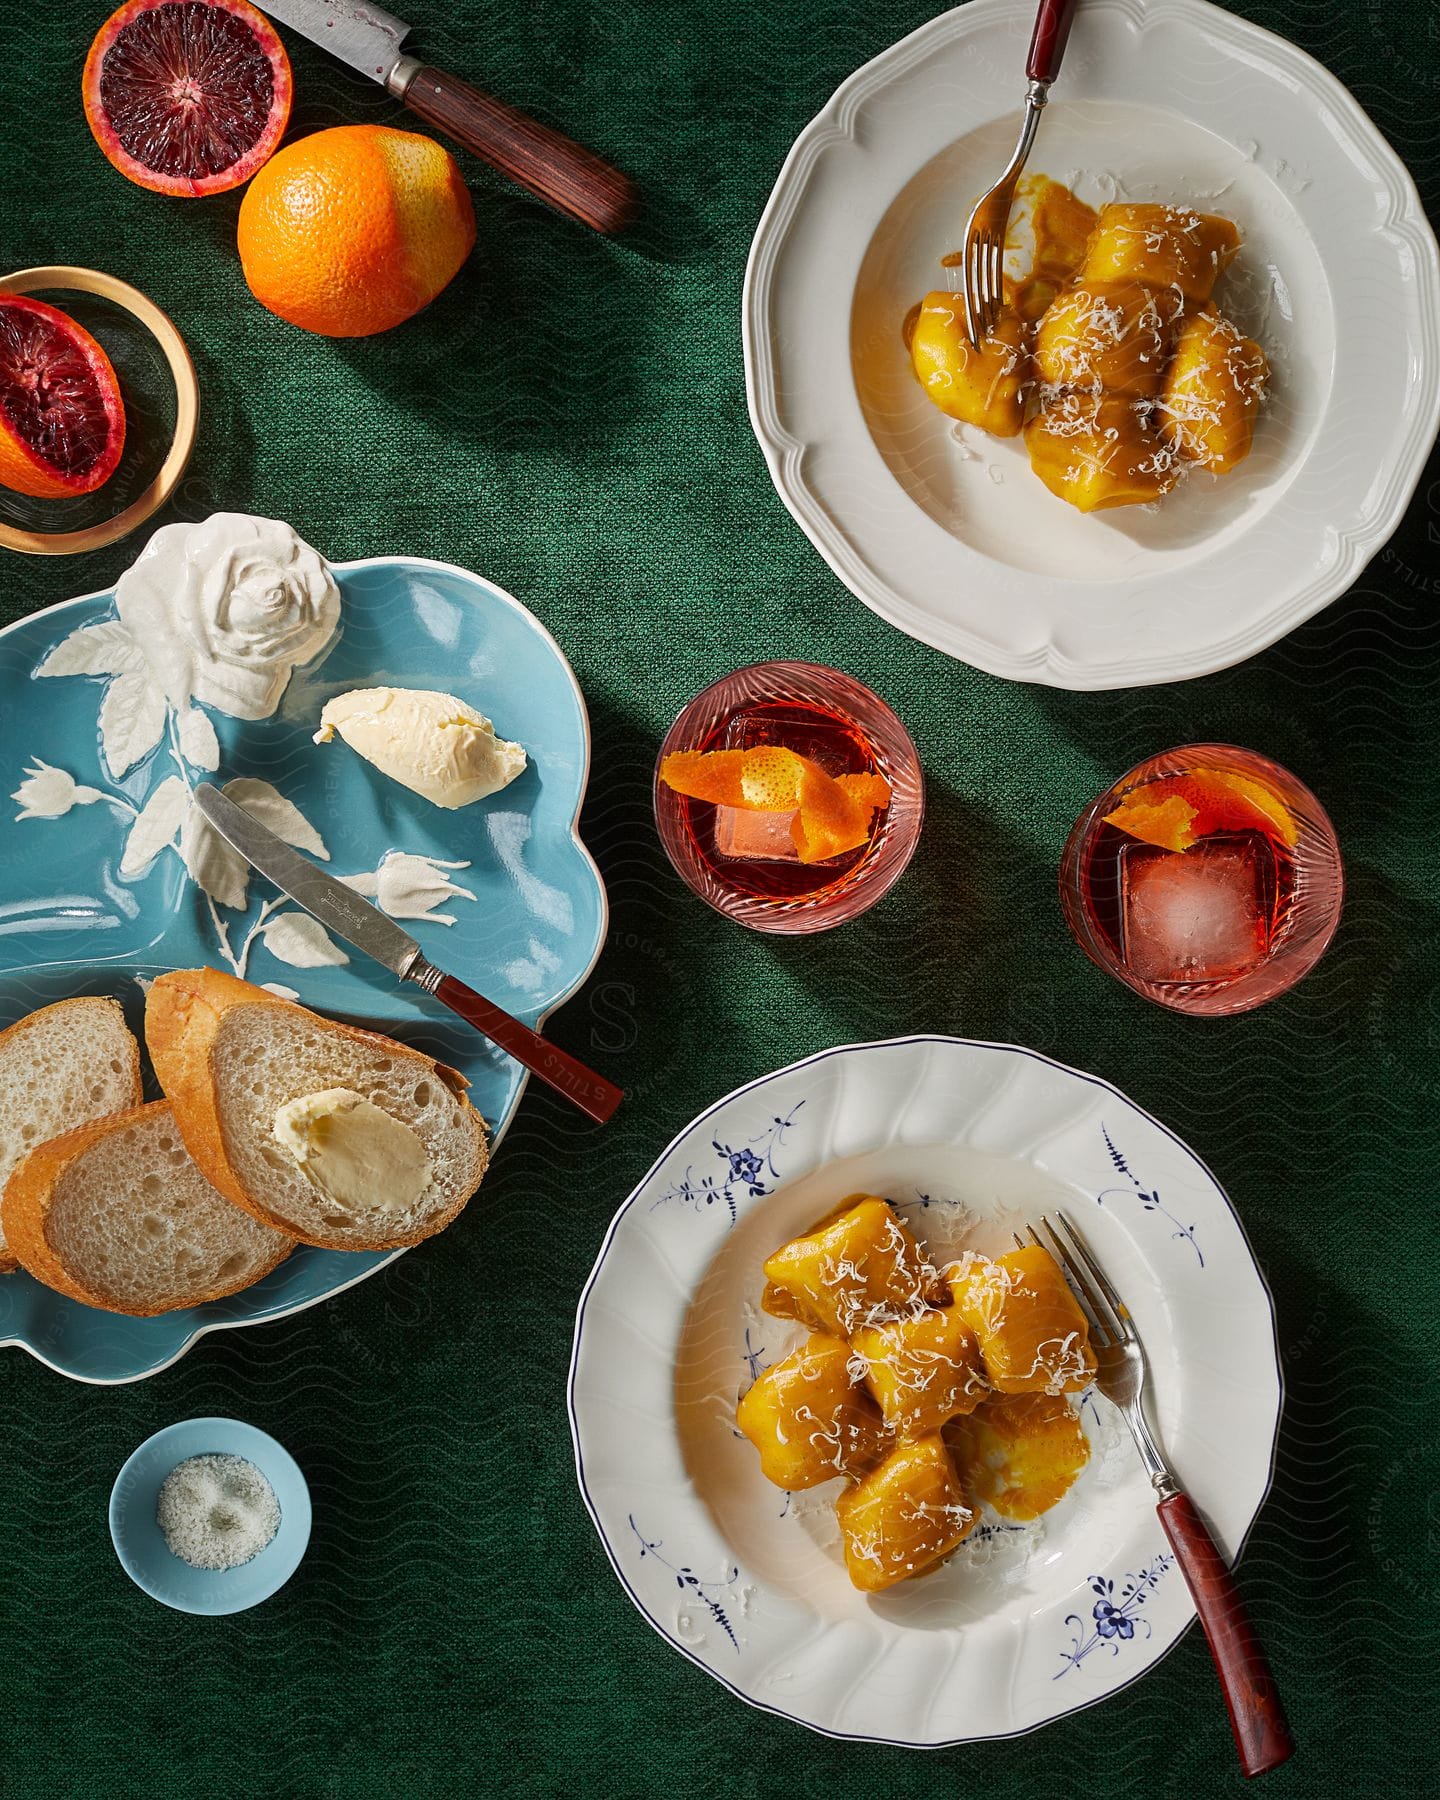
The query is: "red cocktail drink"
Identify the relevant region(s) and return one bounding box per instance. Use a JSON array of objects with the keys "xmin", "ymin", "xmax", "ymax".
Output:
[
  {"xmin": 1060, "ymin": 745, "xmax": 1342, "ymax": 1014},
  {"xmin": 655, "ymin": 663, "xmax": 923, "ymax": 933}
]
